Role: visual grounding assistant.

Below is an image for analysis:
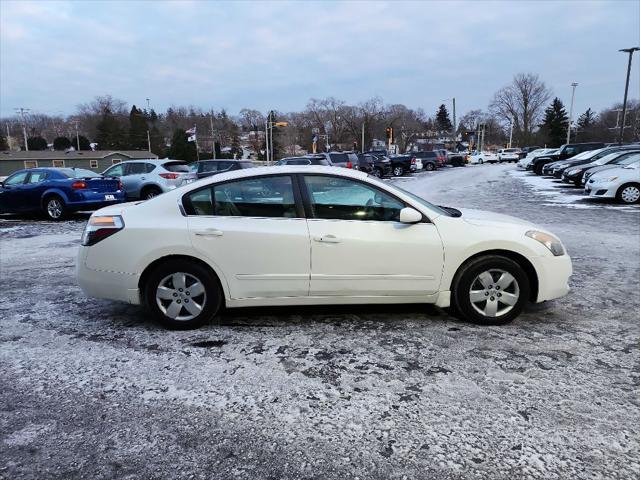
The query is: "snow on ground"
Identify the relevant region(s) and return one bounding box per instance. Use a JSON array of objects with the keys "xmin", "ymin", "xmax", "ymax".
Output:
[{"xmin": 1, "ymin": 164, "xmax": 639, "ymax": 479}]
